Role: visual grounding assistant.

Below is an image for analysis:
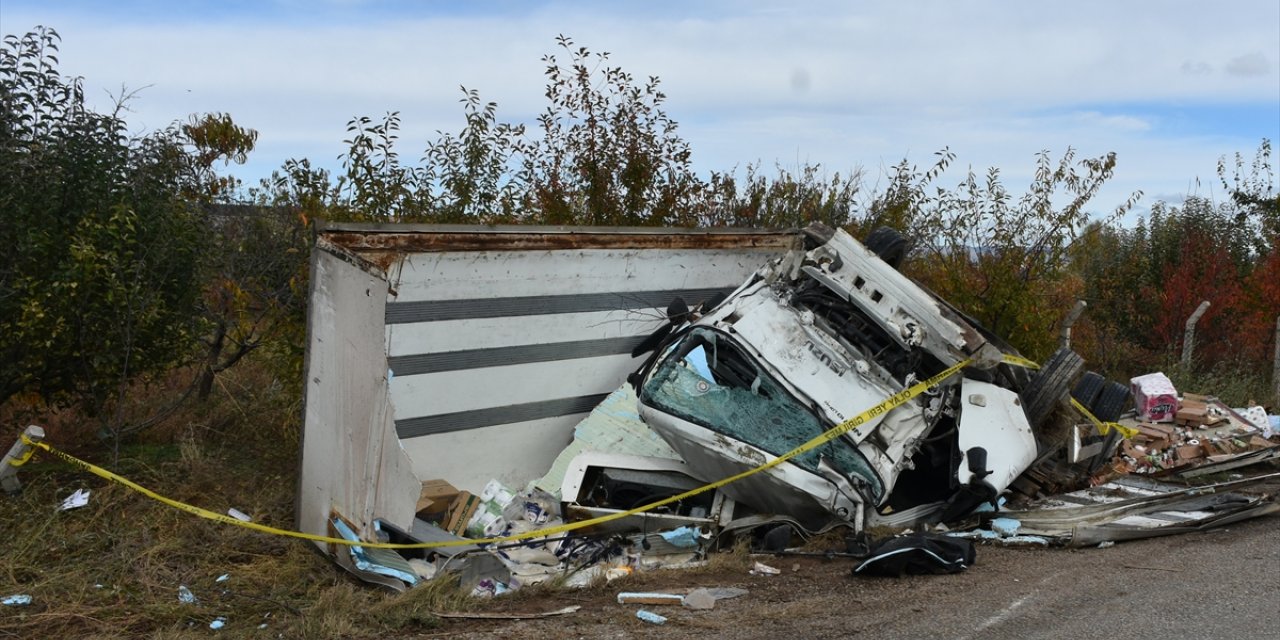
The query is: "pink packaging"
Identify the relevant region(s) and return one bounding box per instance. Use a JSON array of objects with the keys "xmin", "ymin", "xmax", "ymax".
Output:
[{"xmin": 1129, "ymin": 372, "xmax": 1179, "ymax": 422}]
